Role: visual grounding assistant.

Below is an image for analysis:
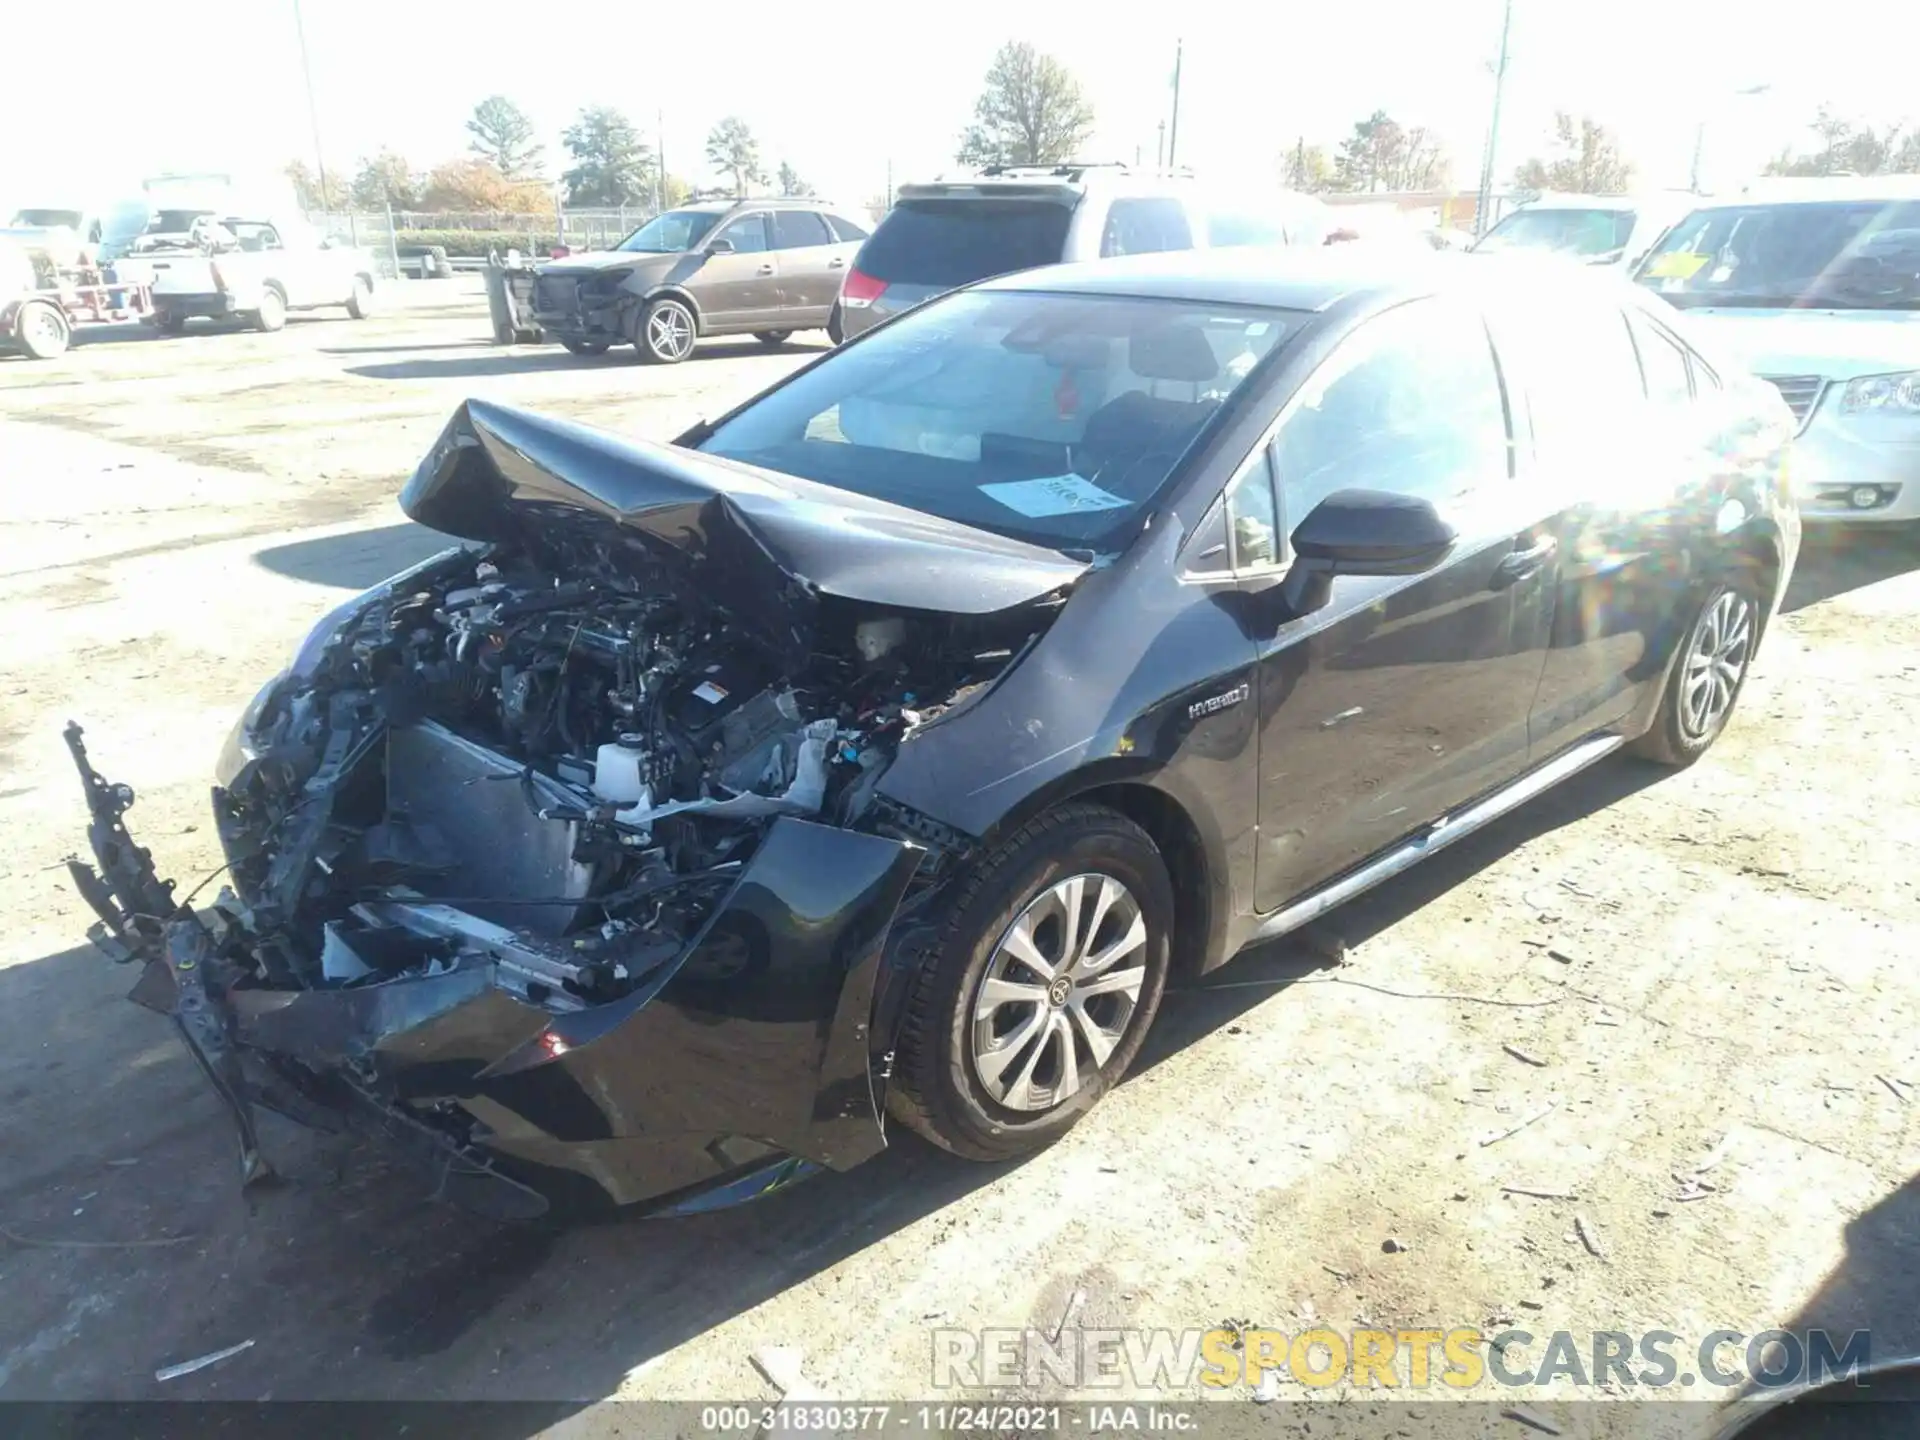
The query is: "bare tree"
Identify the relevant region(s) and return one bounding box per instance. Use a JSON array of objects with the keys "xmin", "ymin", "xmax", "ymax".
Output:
[
  {"xmin": 776, "ymin": 161, "xmax": 816, "ymax": 197},
  {"xmin": 466, "ymin": 95, "xmax": 544, "ymax": 178},
  {"xmin": 706, "ymin": 117, "xmax": 766, "ymax": 198},
  {"xmin": 1282, "ymin": 140, "xmax": 1334, "ymax": 193},
  {"xmin": 956, "ymin": 41, "xmax": 1094, "ymax": 168},
  {"xmin": 1512, "ymin": 113, "xmax": 1634, "ymax": 192},
  {"xmin": 1331, "ymin": 111, "xmax": 1449, "ymax": 192},
  {"xmin": 1765, "ymin": 106, "xmax": 1917, "ymax": 176}
]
